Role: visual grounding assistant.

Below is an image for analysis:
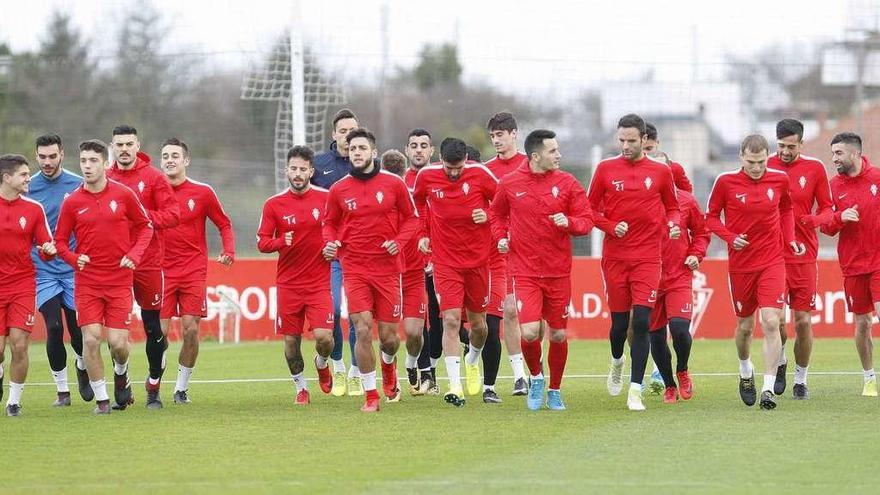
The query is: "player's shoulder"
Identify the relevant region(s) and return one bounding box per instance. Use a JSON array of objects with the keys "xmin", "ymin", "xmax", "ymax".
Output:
[
  {"xmin": 798, "ymin": 154, "xmax": 826, "ymax": 167},
  {"xmin": 108, "ymin": 178, "xmax": 139, "ymax": 197},
  {"xmin": 710, "ymin": 169, "xmax": 741, "ymax": 188},
  {"xmin": 414, "ymin": 164, "xmax": 443, "ymax": 181},
  {"xmin": 328, "ymin": 174, "xmax": 353, "ymax": 191},
  {"xmin": 464, "ymin": 163, "xmax": 498, "ymax": 181},
  {"xmin": 310, "ymin": 185, "xmax": 330, "ymax": 198},
  {"xmin": 596, "ymin": 154, "xmax": 623, "ymax": 166},
  {"xmin": 18, "ymin": 195, "xmax": 48, "ymax": 214},
  {"xmin": 185, "ymin": 178, "xmax": 221, "ymax": 196},
  {"xmin": 766, "ymin": 167, "xmax": 790, "ymax": 182}
]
